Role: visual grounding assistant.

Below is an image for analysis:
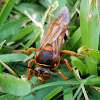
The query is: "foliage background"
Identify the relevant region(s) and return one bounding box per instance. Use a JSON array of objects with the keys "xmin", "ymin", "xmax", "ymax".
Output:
[{"xmin": 0, "ymin": 0, "xmax": 100, "ymax": 100}]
